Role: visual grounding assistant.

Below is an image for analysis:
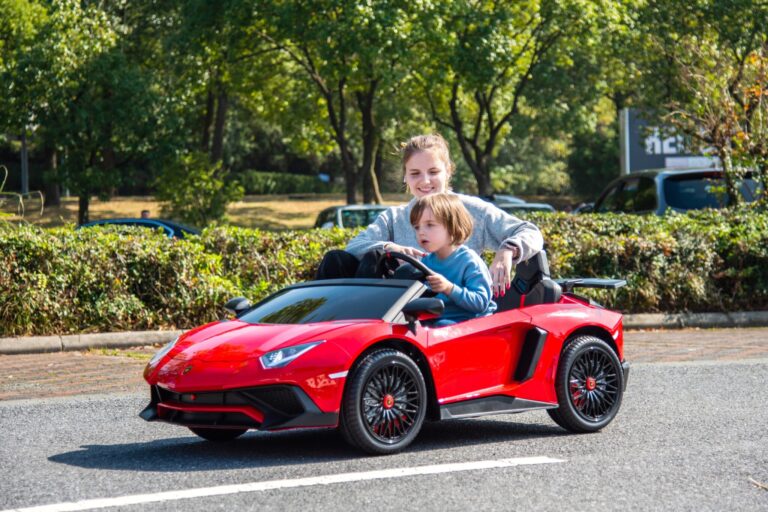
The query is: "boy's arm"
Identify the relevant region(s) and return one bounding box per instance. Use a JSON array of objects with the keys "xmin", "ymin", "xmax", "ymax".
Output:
[{"xmin": 446, "ymin": 269, "xmax": 493, "ymax": 313}]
